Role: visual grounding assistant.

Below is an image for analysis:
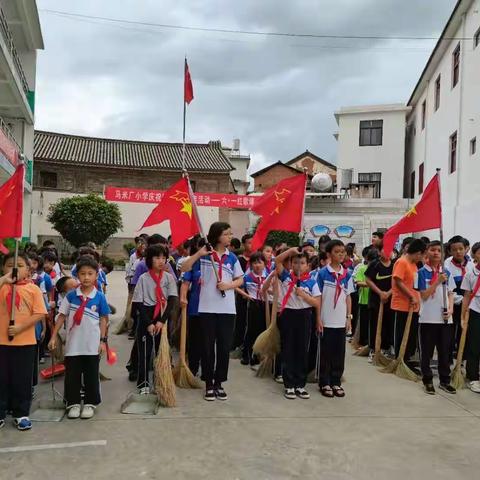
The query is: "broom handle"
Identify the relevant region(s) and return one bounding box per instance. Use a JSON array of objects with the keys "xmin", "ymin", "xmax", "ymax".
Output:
[
  {"xmin": 265, "ymin": 295, "xmax": 271, "ymax": 328},
  {"xmin": 455, "ymin": 310, "xmax": 469, "ymax": 366},
  {"xmin": 179, "ymin": 305, "xmax": 187, "ymax": 363},
  {"xmin": 270, "ymin": 277, "xmax": 279, "ymax": 327},
  {"xmin": 374, "ymin": 303, "xmax": 384, "ymax": 355},
  {"xmin": 397, "ymin": 308, "xmax": 414, "ymax": 361}
]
